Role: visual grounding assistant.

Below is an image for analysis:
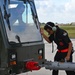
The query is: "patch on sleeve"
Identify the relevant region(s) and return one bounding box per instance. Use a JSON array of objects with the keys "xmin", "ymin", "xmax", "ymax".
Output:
[{"xmin": 63, "ymin": 32, "xmax": 67, "ymax": 36}]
